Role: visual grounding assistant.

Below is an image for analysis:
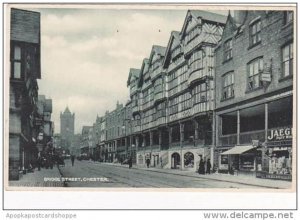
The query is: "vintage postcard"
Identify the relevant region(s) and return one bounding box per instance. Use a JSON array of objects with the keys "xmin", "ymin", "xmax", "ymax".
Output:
[{"xmin": 3, "ymin": 3, "xmax": 297, "ymax": 209}]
